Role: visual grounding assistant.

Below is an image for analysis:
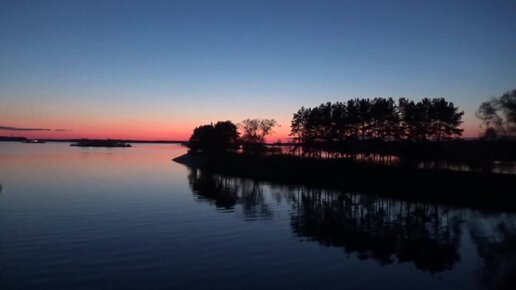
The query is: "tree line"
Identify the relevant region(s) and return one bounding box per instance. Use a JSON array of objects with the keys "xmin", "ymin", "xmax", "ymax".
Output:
[
  {"xmin": 290, "ymin": 97, "xmax": 464, "ymax": 147},
  {"xmin": 187, "ymin": 91, "xmax": 515, "ymax": 162},
  {"xmin": 188, "ymin": 118, "xmax": 276, "ymax": 152}
]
